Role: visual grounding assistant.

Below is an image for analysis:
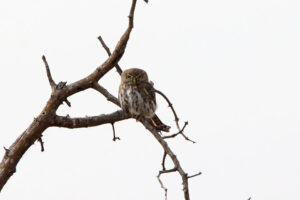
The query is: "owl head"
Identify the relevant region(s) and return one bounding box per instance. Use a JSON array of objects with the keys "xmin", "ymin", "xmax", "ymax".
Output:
[{"xmin": 121, "ymin": 68, "xmax": 149, "ymax": 85}]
